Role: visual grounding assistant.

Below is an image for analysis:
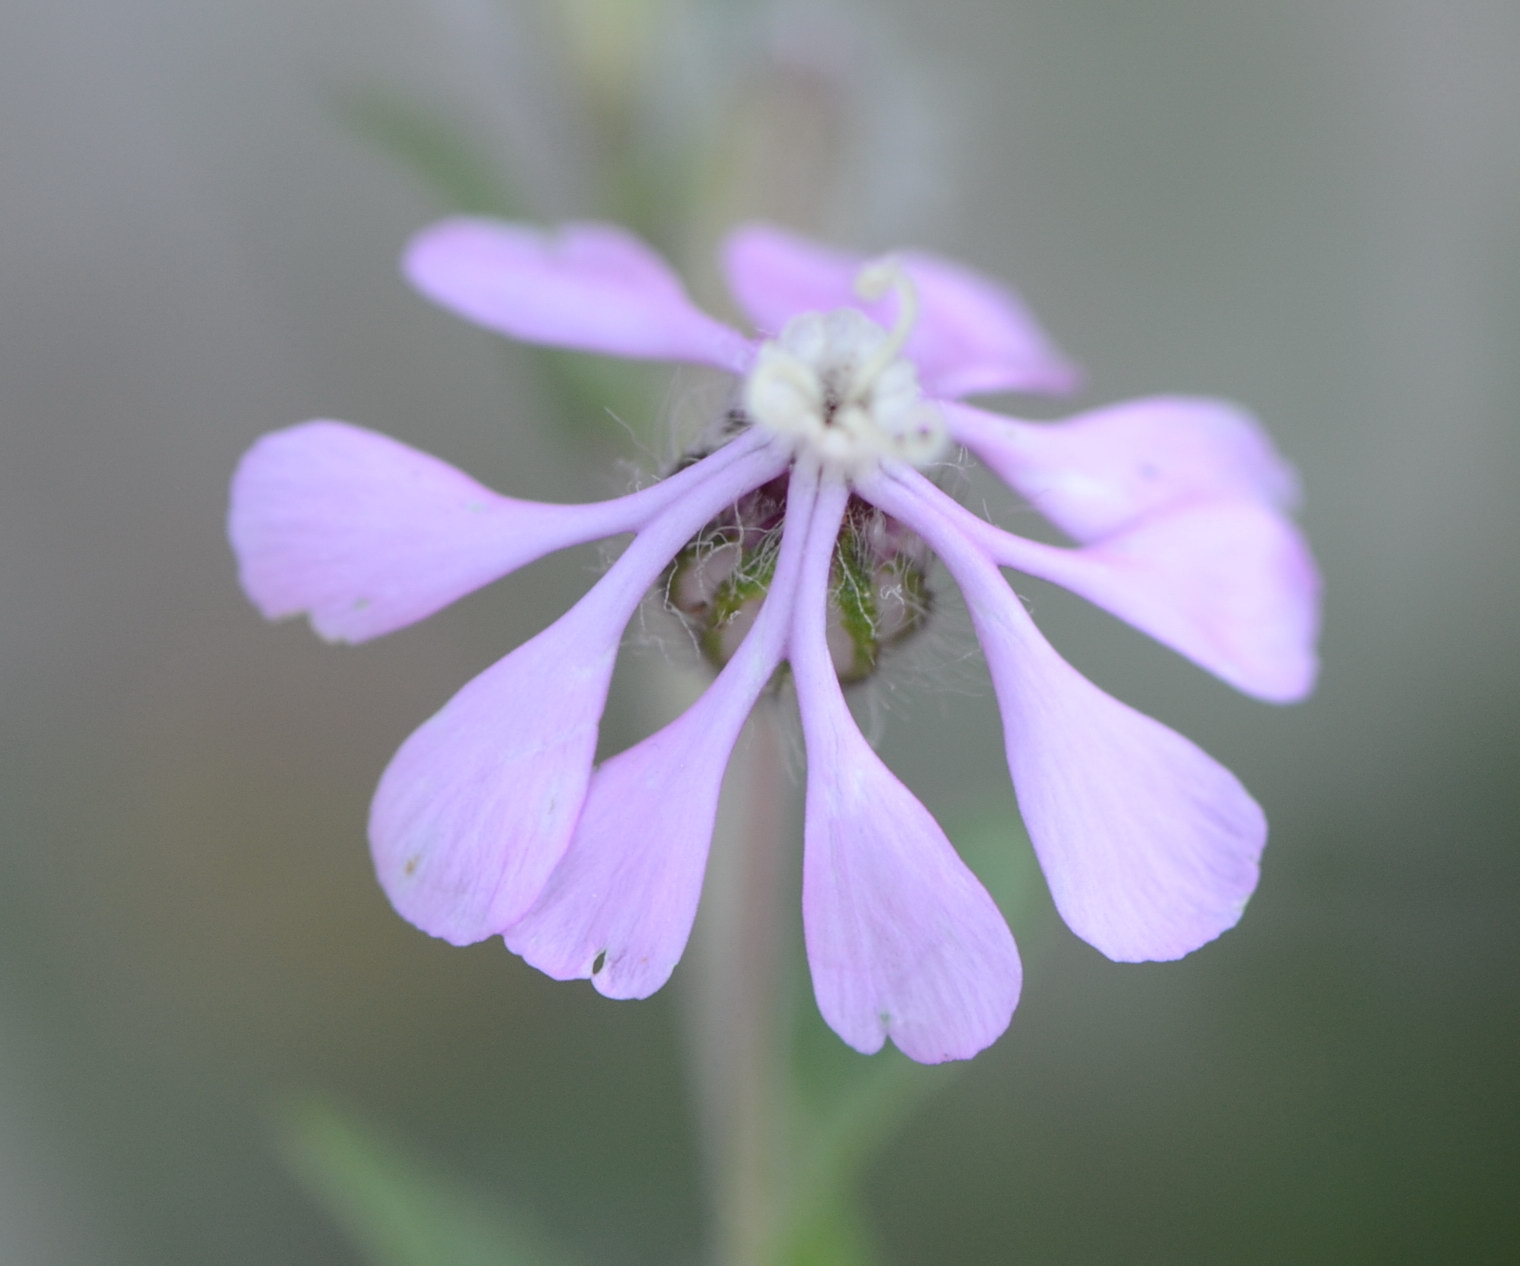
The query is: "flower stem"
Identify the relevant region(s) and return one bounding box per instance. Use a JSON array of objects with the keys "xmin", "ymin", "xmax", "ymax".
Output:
[{"xmin": 687, "ymin": 698, "xmax": 792, "ymax": 1266}]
